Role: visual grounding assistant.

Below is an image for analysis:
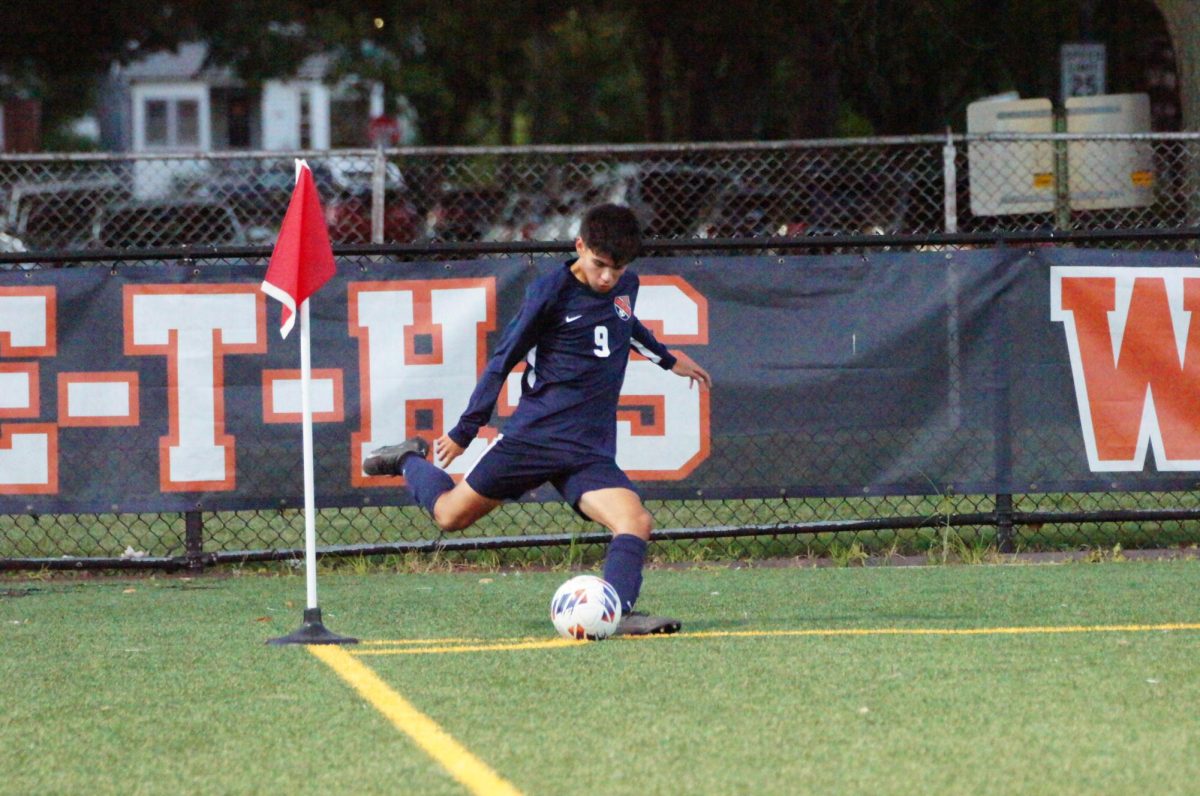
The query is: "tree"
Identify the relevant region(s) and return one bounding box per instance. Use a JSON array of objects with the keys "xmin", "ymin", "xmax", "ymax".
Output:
[
  {"xmin": 340, "ymin": 0, "xmax": 568, "ymax": 145},
  {"xmin": 614, "ymin": 0, "xmax": 841, "ymax": 141},
  {"xmin": 1152, "ymin": 0, "xmax": 1199, "ymax": 130},
  {"xmin": 522, "ymin": 9, "xmax": 645, "ymax": 143},
  {"xmin": 0, "ymin": 1, "xmax": 198, "ymax": 124},
  {"xmin": 3, "ymin": 0, "xmax": 1195, "ymax": 147},
  {"xmin": 0, "ymin": 0, "xmax": 342, "ymax": 135}
]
